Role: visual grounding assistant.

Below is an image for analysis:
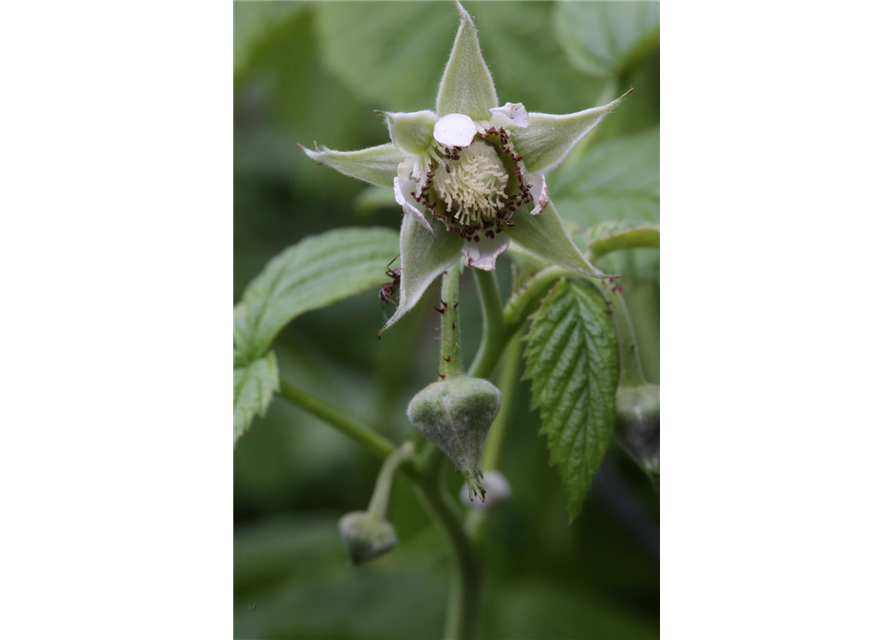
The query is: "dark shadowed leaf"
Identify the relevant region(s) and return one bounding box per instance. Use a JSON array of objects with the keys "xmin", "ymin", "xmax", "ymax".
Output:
[{"xmin": 234, "ymin": 227, "xmax": 400, "ymax": 364}]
